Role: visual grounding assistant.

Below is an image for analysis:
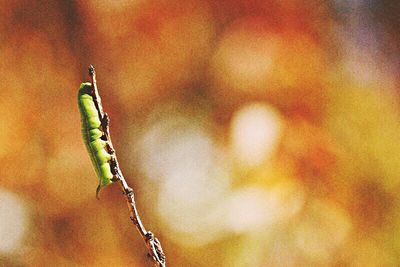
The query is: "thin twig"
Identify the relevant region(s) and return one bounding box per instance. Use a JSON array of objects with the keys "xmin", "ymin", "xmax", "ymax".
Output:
[{"xmin": 88, "ymin": 65, "xmax": 166, "ymax": 267}]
